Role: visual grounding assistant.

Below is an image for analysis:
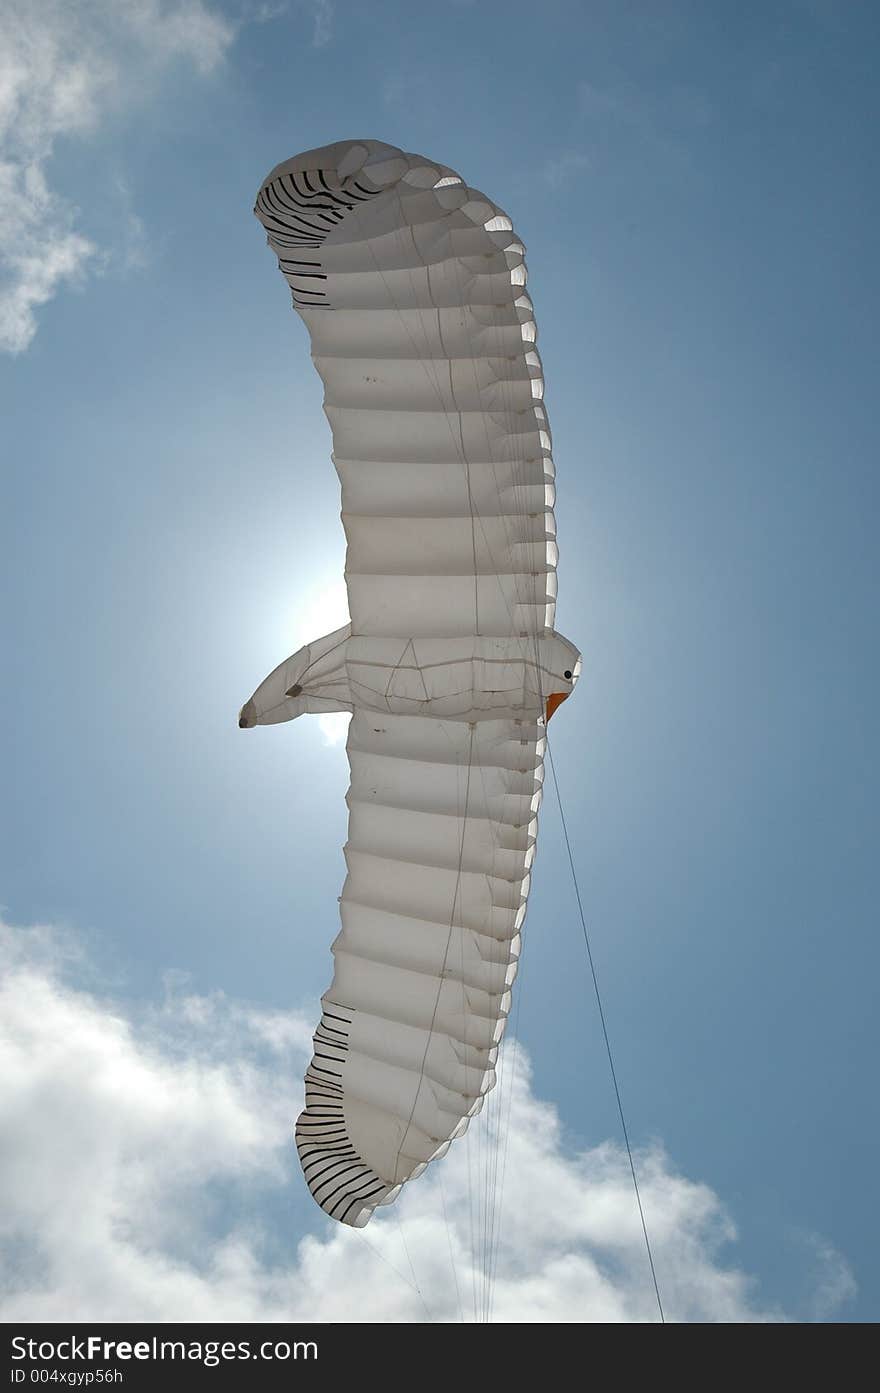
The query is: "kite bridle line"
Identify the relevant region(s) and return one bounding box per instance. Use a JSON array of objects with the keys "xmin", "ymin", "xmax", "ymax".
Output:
[{"xmin": 545, "ymin": 736, "xmax": 666, "ymax": 1324}]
